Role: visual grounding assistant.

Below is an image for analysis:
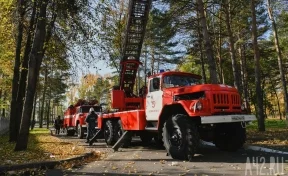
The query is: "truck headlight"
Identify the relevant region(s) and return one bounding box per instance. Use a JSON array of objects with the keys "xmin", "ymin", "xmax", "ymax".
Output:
[
  {"xmin": 241, "ymin": 103, "xmax": 245, "ymax": 111},
  {"xmin": 192, "ymin": 101, "xmax": 203, "ymax": 112},
  {"xmin": 173, "ymin": 95, "xmax": 180, "ymax": 101},
  {"xmin": 196, "ymin": 101, "xmax": 203, "ymax": 110}
]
